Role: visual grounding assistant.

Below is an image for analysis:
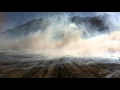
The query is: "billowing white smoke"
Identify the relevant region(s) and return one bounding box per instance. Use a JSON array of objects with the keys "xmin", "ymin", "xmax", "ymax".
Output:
[{"xmin": 1, "ymin": 13, "xmax": 120, "ymax": 60}]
